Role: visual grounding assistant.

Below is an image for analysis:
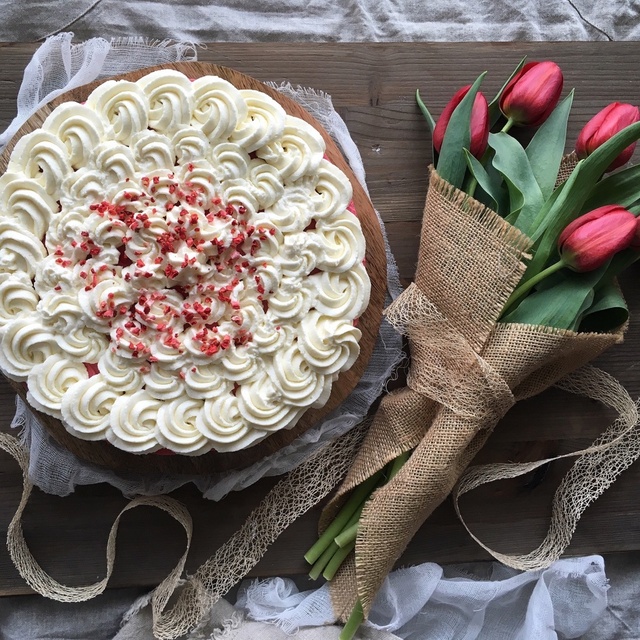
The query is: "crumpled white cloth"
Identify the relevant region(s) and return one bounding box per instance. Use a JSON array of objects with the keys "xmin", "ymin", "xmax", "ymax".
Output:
[
  {"xmin": 0, "ymin": 33, "xmax": 197, "ymax": 152},
  {"xmin": 0, "ymin": 557, "xmax": 609, "ymax": 639},
  {"xmin": 111, "ymin": 594, "xmax": 400, "ymax": 640},
  {"xmin": 236, "ymin": 556, "xmax": 609, "ymax": 640},
  {"xmin": 0, "ymin": 0, "xmax": 637, "ymax": 43}
]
